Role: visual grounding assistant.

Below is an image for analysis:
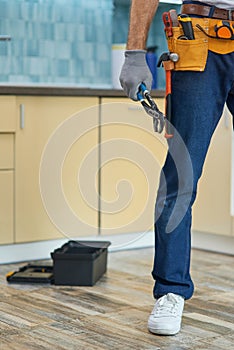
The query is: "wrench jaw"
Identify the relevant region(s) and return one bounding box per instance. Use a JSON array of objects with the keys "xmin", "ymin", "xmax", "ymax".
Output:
[
  {"xmin": 142, "ymin": 103, "xmax": 165, "ymax": 133},
  {"xmin": 153, "ymin": 113, "xmax": 165, "ymax": 133},
  {"xmin": 138, "ymin": 84, "xmax": 166, "ymax": 134}
]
